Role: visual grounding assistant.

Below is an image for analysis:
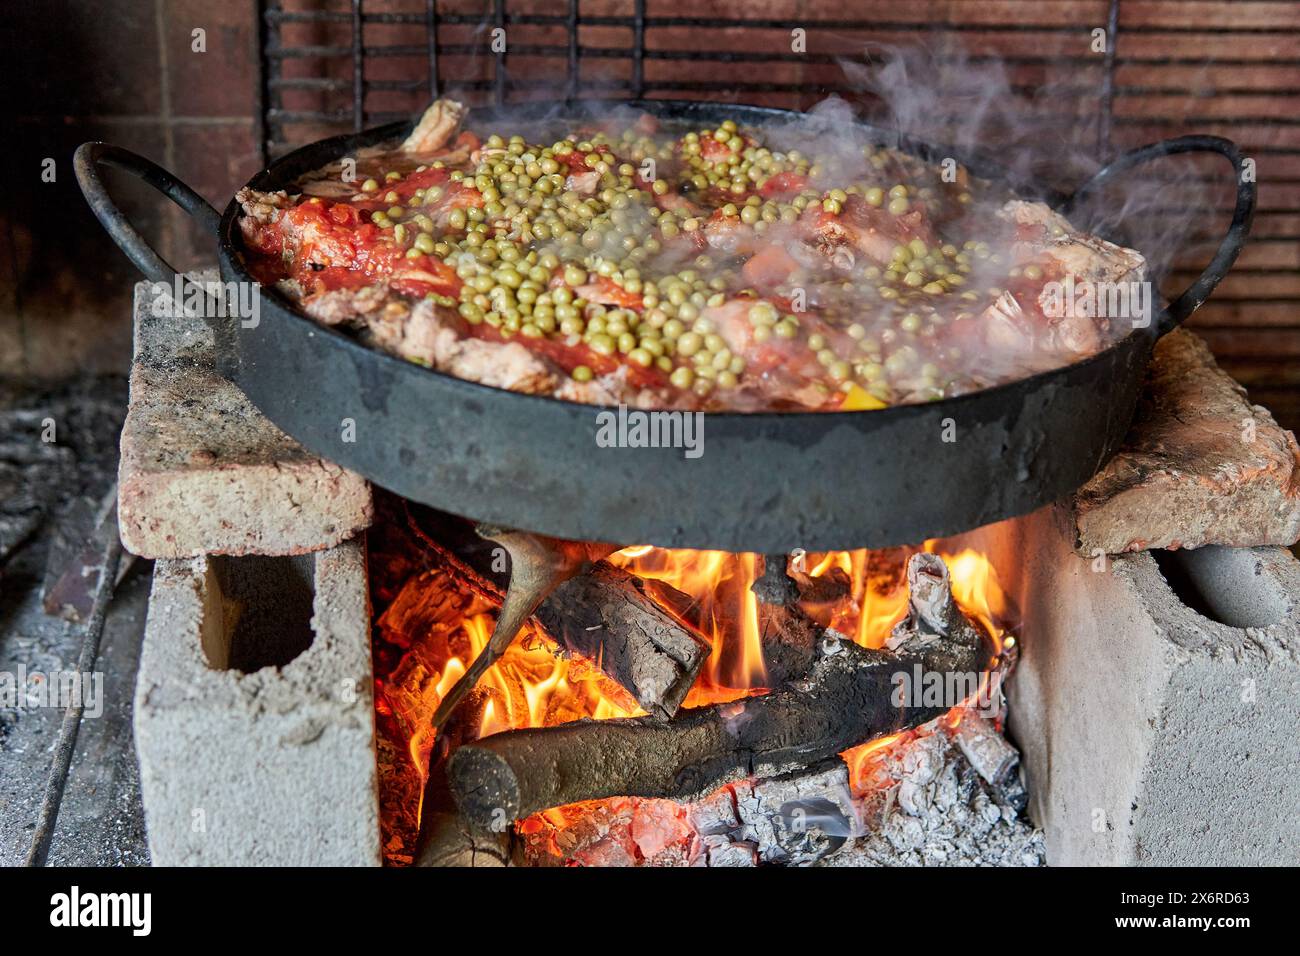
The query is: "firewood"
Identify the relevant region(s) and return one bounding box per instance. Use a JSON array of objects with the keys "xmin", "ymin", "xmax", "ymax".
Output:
[
  {"xmin": 751, "ymin": 552, "xmax": 800, "ymax": 606},
  {"xmin": 535, "ymin": 564, "xmax": 710, "ymax": 720},
  {"xmin": 405, "ymin": 510, "xmax": 706, "ymax": 723},
  {"xmin": 447, "ymin": 554, "xmax": 994, "ymax": 829},
  {"xmin": 429, "ymin": 526, "xmax": 617, "ymax": 734}
]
